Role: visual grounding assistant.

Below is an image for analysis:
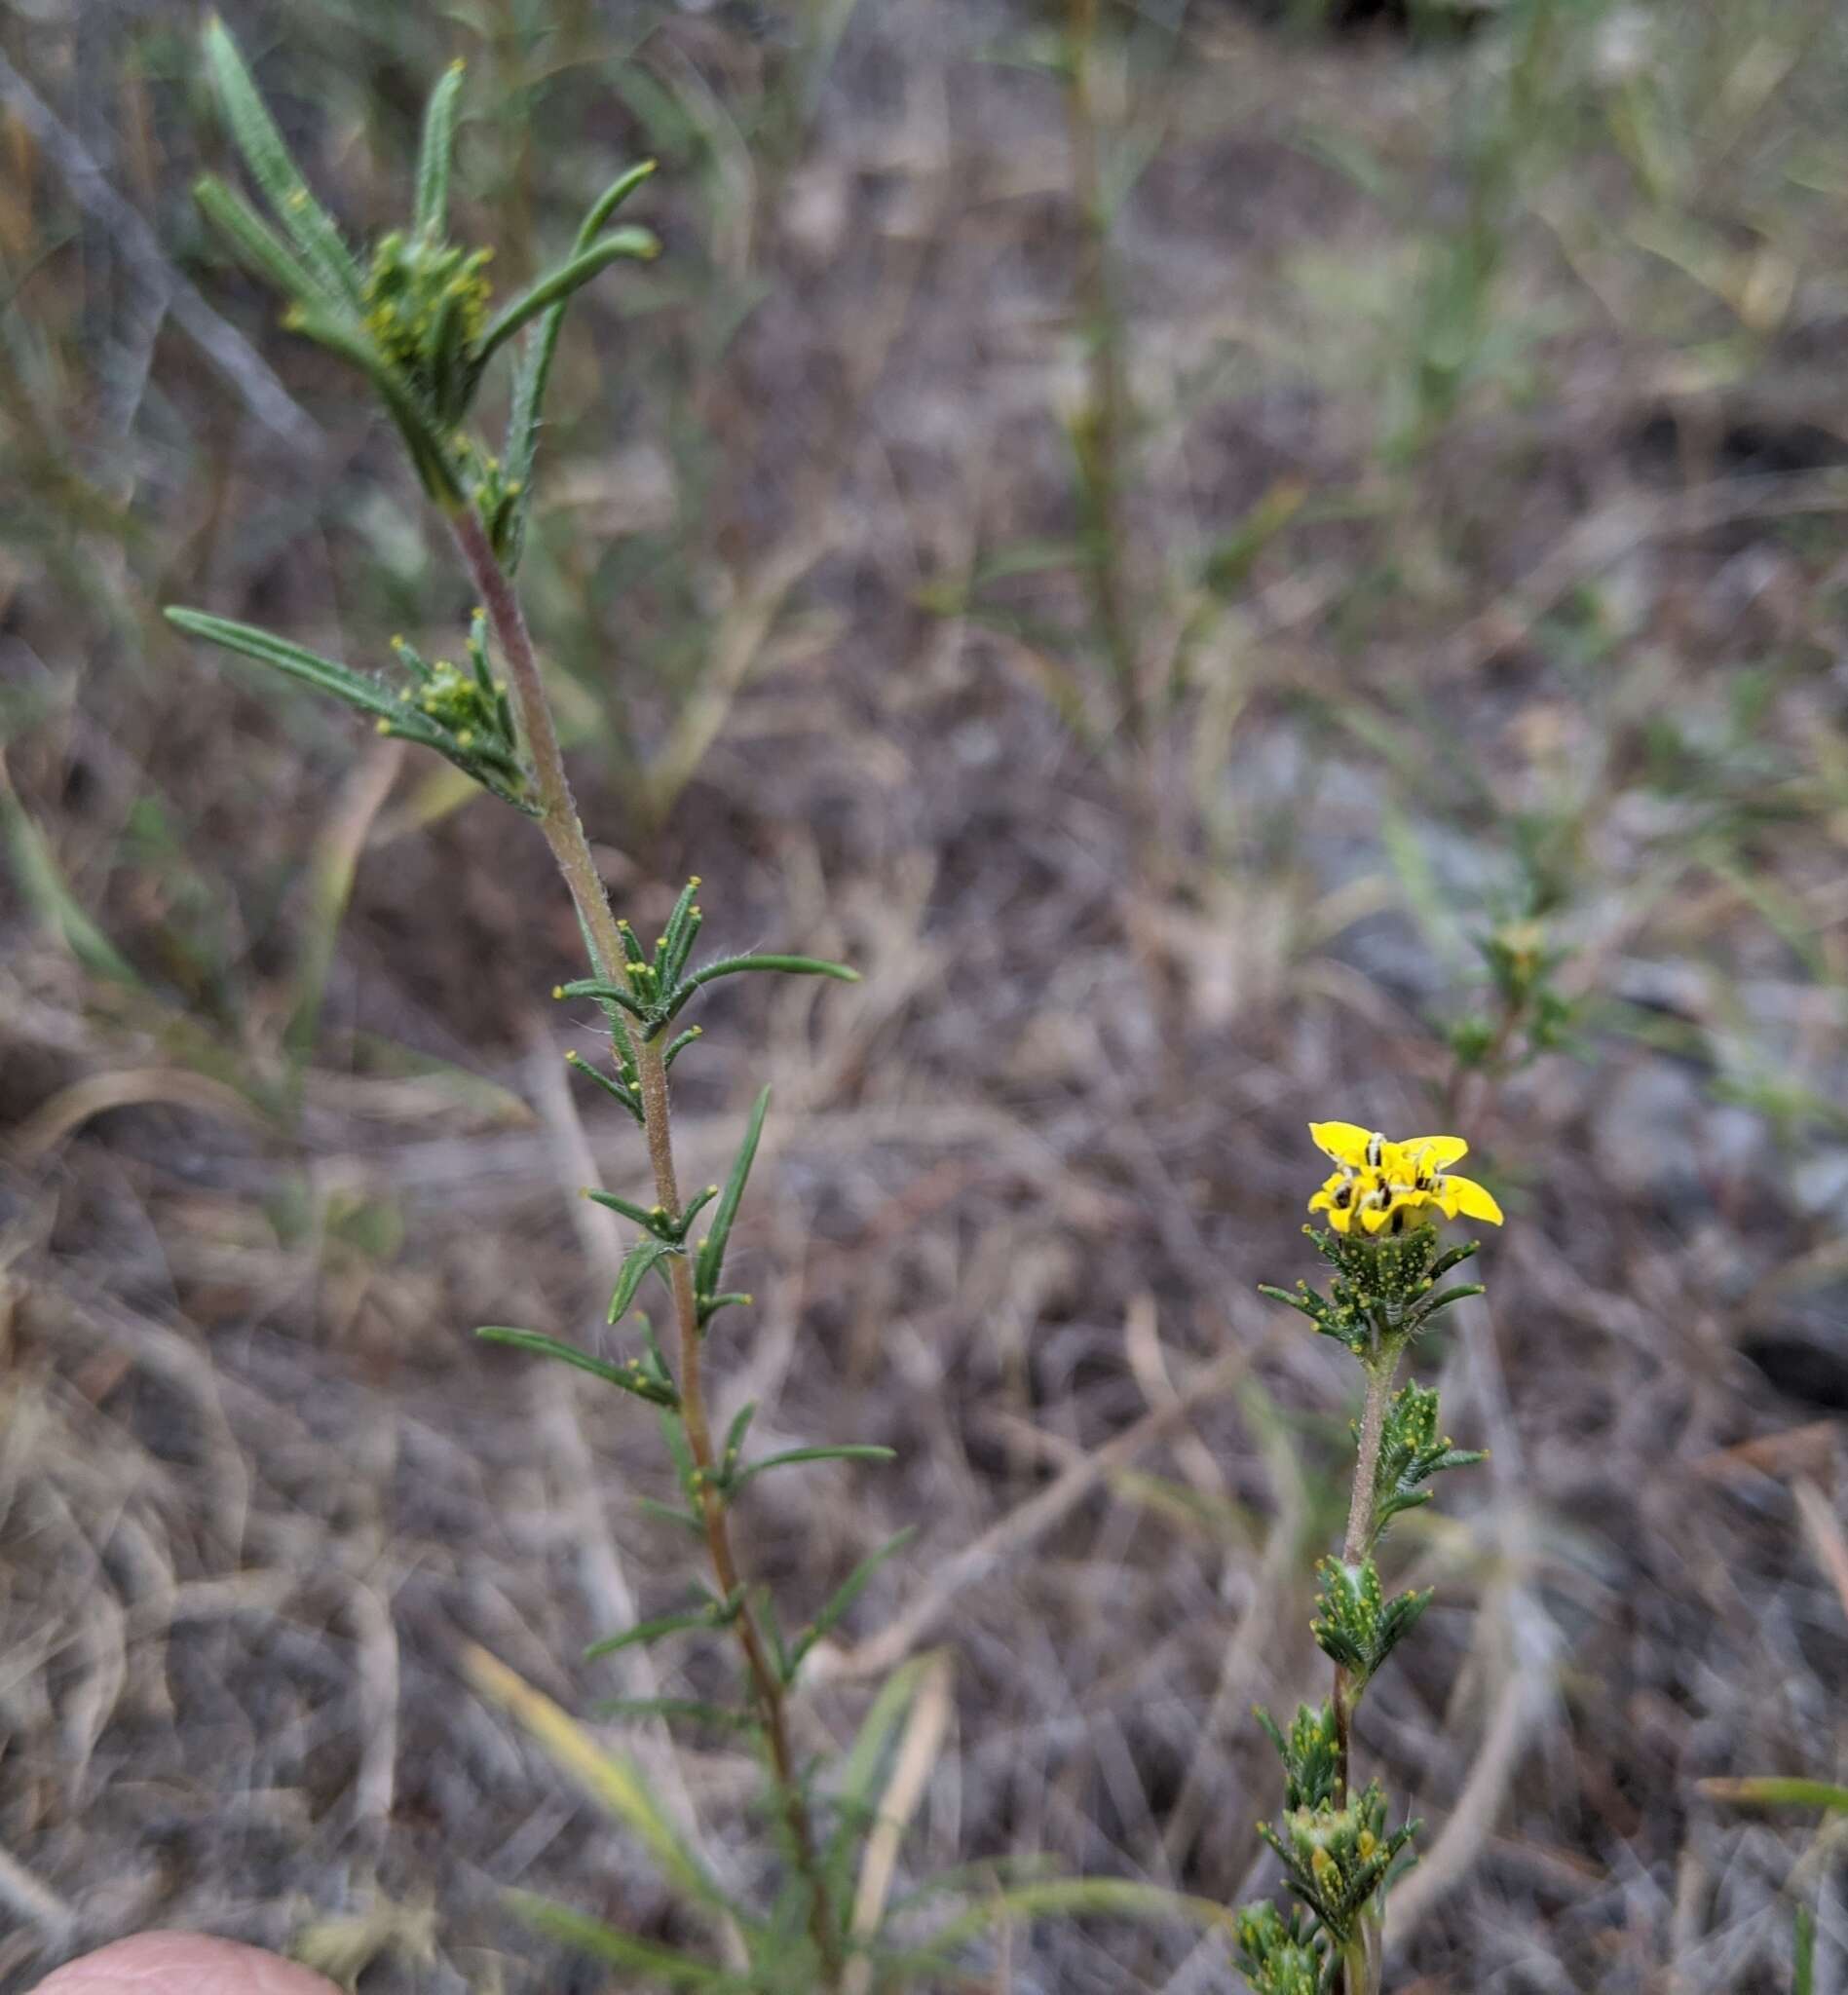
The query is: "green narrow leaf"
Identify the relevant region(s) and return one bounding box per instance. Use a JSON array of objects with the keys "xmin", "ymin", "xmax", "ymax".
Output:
[
  {"xmin": 676, "ymin": 1183, "xmax": 719, "ymax": 1235},
  {"xmin": 734, "ymin": 1446, "xmax": 896, "ymax": 1490},
  {"xmin": 496, "ymin": 162, "xmax": 659, "ymax": 567},
  {"xmin": 164, "ymin": 608, "xmax": 408, "ymax": 723},
  {"xmin": 594, "ymin": 1698, "xmax": 761, "ymax": 1732},
  {"xmin": 508, "ymin": 1897, "xmax": 751, "ymax": 1992},
  {"xmin": 414, "ymin": 59, "xmax": 465, "ymax": 238},
  {"xmin": 658, "ymin": 877, "xmax": 700, "ymax": 965},
  {"xmin": 202, "ymin": 18, "xmax": 362, "ymax": 307},
  {"xmin": 637, "ymin": 1497, "xmax": 706, "ymax": 1538},
  {"xmin": 564, "ymin": 1049, "xmax": 644, "ymax": 1124},
  {"xmin": 790, "ymin": 1525, "xmax": 918, "ymax": 1675},
  {"xmin": 585, "ymin": 1186, "xmax": 669, "ymax": 1233},
  {"xmin": 678, "ymin": 954, "xmax": 861, "ymax": 1013},
  {"xmin": 758, "ymin": 1588, "xmax": 793, "ymax": 1688},
  {"xmin": 577, "ymin": 161, "xmax": 659, "ymax": 246},
  {"xmin": 609, "ymin": 1234, "xmax": 680, "ymax": 1324},
  {"xmin": 663, "ymin": 1025, "xmax": 703, "ymax": 1071},
  {"xmin": 554, "ymin": 977, "xmax": 649, "ymax": 1022},
  {"xmin": 474, "ymin": 1326, "xmax": 677, "ymax": 1408},
  {"xmin": 192, "ymin": 175, "xmax": 323, "ymax": 301},
  {"xmin": 1419, "ymin": 1283, "xmax": 1487, "ymax": 1320},
  {"xmin": 585, "ymin": 1604, "xmax": 720, "ymax": 1662},
  {"xmin": 721, "ymin": 1399, "xmax": 758, "ymax": 1465},
  {"xmin": 696, "ymin": 1086, "xmax": 769, "ymax": 1297},
  {"xmin": 476, "ymin": 228, "xmax": 660, "ymax": 364}
]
